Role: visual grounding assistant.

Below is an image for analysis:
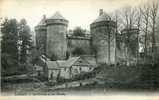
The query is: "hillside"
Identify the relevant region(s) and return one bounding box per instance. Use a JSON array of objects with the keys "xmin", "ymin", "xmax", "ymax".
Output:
[{"xmin": 91, "ymin": 64, "xmax": 159, "ymax": 90}]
